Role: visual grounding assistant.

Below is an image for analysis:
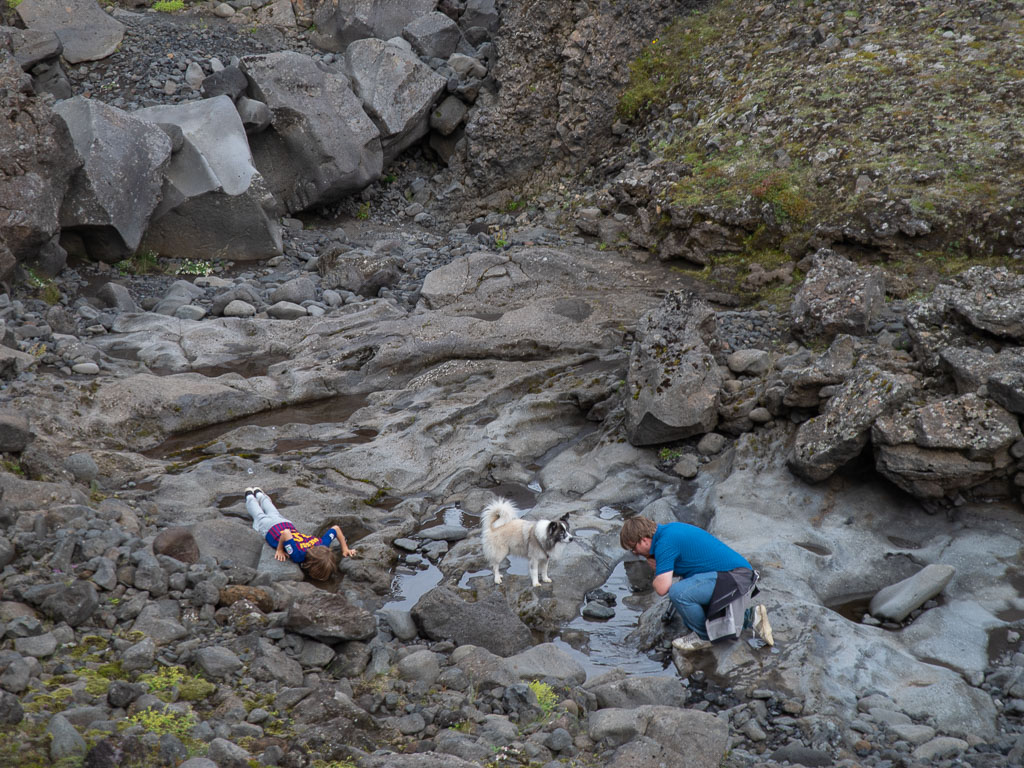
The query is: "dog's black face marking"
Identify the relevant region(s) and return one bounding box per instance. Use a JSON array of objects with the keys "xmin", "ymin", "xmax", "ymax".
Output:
[{"xmin": 543, "ymin": 518, "xmax": 573, "ymax": 549}]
